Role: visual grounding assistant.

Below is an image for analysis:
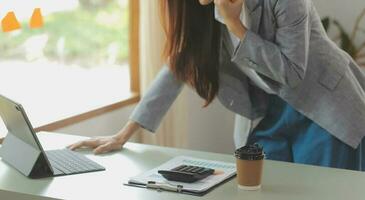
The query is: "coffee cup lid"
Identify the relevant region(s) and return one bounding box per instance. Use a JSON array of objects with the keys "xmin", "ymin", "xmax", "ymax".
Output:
[{"xmin": 235, "ymin": 144, "xmax": 264, "ymax": 161}]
